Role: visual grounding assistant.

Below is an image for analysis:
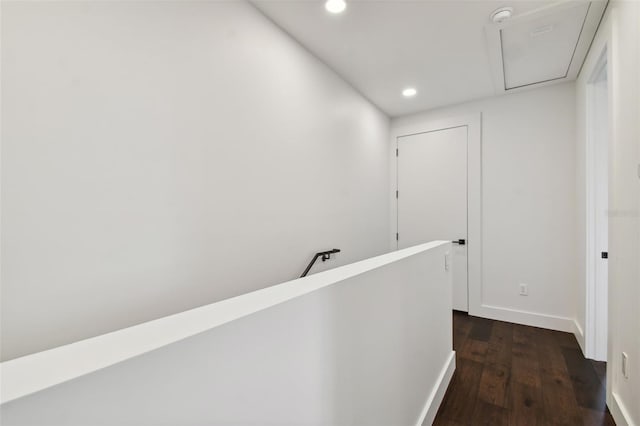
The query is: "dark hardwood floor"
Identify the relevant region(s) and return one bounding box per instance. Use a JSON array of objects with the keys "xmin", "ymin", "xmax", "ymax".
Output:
[{"xmin": 432, "ymin": 311, "xmax": 615, "ymax": 426}]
